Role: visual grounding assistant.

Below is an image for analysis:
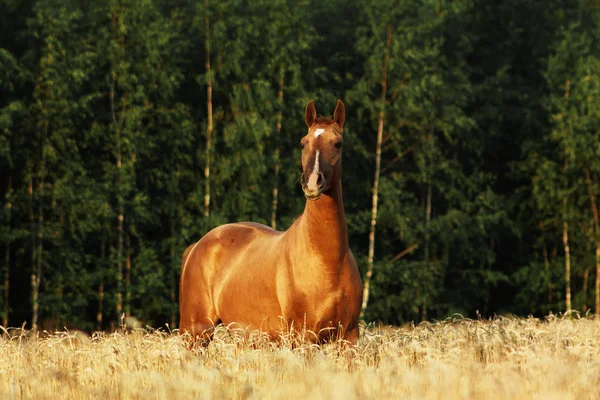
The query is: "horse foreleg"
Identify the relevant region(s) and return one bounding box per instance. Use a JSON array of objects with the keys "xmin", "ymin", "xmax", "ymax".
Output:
[
  {"xmin": 180, "ymin": 319, "xmax": 218, "ymax": 347},
  {"xmin": 340, "ymin": 326, "xmax": 360, "ymax": 367},
  {"xmin": 344, "ymin": 326, "xmax": 359, "ymax": 346}
]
